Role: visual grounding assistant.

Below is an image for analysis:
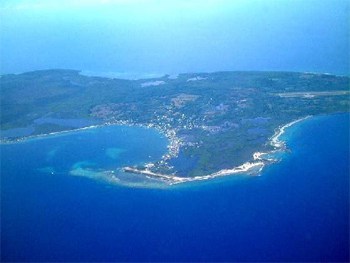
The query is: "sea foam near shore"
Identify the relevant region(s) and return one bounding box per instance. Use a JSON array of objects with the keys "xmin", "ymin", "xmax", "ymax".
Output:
[
  {"xmin": 2, "ymin": 116, "xmax": 312, "ymax": 187},
  {"xmin": 118, "ymin": 116, "xmax": 312, "ymax": 186}
]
